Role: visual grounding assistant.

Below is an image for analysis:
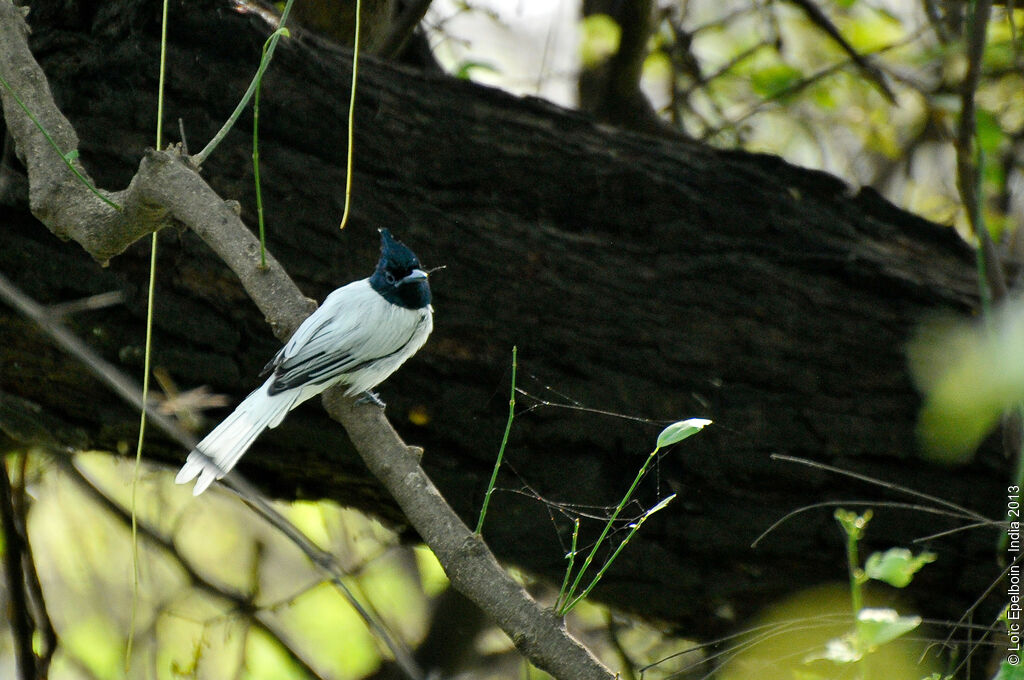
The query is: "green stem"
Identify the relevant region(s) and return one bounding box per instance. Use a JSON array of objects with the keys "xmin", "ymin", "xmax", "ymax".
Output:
[
  {"xmin": 846, "ymin": 523, "xmax": 862, "ymax": 616},
  {"xmin": 0, "ymin": 72, "xmax": 121, "ymax": 211},
  {"xmin": 475, "ymin": 346, "xmax": 517, "ymax": 534},
  {"xmin": 193, "ymin": 0, "xmax": 295, "ymax": 165},
  {"xmin": 559, "ymin": 445, "xmax": 661, "ymax": 614},
  {"xmin": 252, "ymin": 30, "xmax": 288, "ymax": 269},
  {"xmin": 338, "ymin": 0, "xmax": 362, "ymax": 231},
  {"xmin": 127, "ymin": 0, "xmax": 169, "ymax": 667},
  {"xmin": 555, "ymin": 518, "xmax": 580, "ymax": 611}
]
